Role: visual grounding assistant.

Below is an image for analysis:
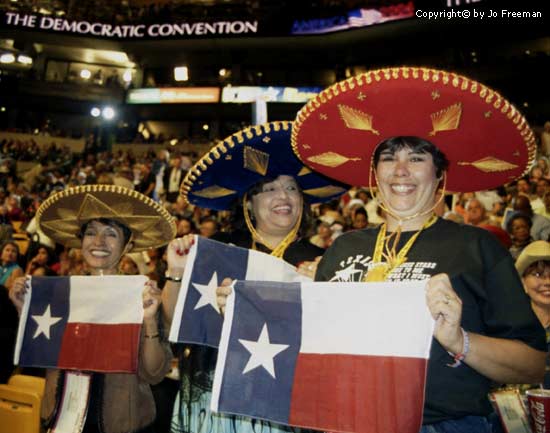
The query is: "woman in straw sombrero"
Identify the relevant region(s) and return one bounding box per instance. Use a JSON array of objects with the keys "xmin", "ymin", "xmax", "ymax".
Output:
[
  {"xmin": 10, "ymin": 184, "xmax": 176, "ymax": 433},
  {"xmin": 292, "ymin": 67, "xmax": 546, "ymax": 432}
]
